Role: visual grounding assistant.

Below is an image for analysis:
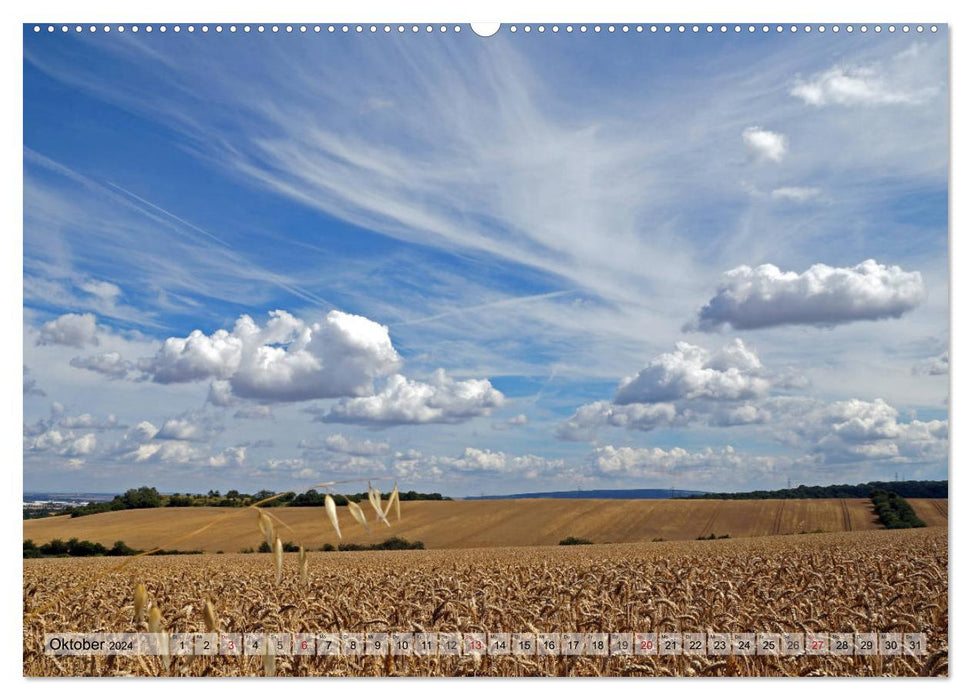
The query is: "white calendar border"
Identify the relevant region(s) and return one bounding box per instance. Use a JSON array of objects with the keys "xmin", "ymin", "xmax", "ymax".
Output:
[{"xmin": 7, "ymin": 0, "xmax": 964, "ymax": 698}]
